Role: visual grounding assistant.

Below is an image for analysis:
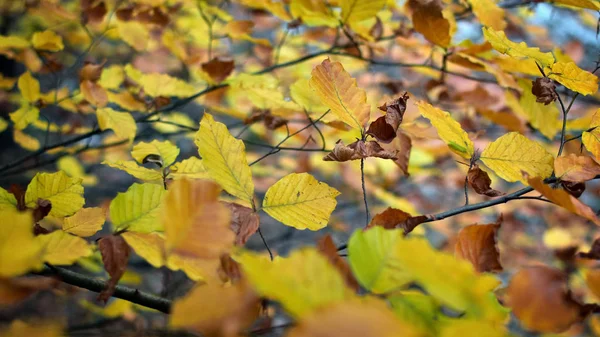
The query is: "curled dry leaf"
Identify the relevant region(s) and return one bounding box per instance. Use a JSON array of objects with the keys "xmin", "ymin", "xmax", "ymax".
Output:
[
  {"xmin": 467, "ymin": 165, "xmax": 505, "ymax": 197},
  {"xmin": 506, "ymin": 266, "xmax": 588, "ymax": 333},
  {"xmin": 531, "ymin": 77, "xmax": 557, "ymax": 105},
  {"xmin": 368, "ymin": 207, "xmax": 412, "ymax": 229},
  {"xmin": 578, "ymin": 237, "xmax": 600, "ymax": 259},
  {"xmin": 454, "ymin": 217, "xmax": 503, "ymax": 273},
  {"xmin": 244, "ymin": 109, "xmax": 287, "ymax": 130},
  {"xmin": 555, "ymin": 154, "xmax": 600, "ymax": 183},
  {"xmin": 561, "ymin": 181, "xmax": 586, "ymax": 198},
  {"xmin": 79, "ymin": 62, "xmax": 104, "ymax": 82},
  {"xmin": 317, "ymin": 235, "xmax": 360, "ymax": 291},
  {"xmin": 323, "ymin": 140, "xmax": 398, "ymax": 162},
  {"xmin": 202, "ymin": 57, "xmax": 235, "ymax": 83},
  {"xmin": 32, "ymin": 198, "xmax": 52, "ymax": 223},
  {"xmin": 223, "ymin": 202, "xmax": 260, "ymax": 246},
  {"xmin": 97, "ymin": 234, "xmax": 131, "ymax": 303},
  {"xmin": 366, "ymin": 93, "xmax": 409, "ymax": 143},
  {"xmin": 81, "ymin": 0, "xmax": 107, "ymax": 25},
  {"xmin": 398, "ymin": 215, "xmax": 429, "ymax": 234}
]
